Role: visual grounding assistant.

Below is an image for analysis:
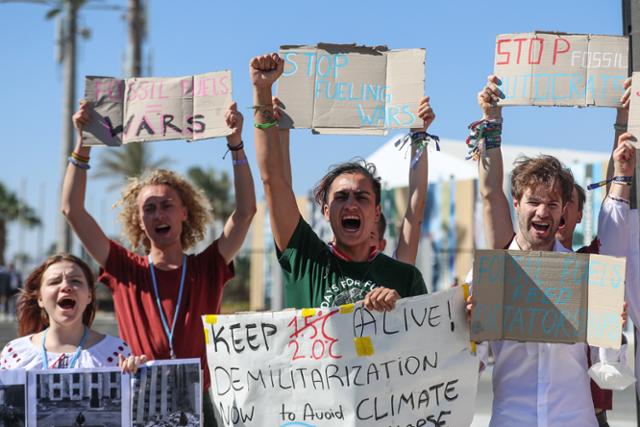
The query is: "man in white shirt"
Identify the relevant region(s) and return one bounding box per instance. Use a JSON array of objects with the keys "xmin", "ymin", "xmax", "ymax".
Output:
[{"xmin": 466, "ymin": 75, "xmax": 610, "ymax": 427}]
